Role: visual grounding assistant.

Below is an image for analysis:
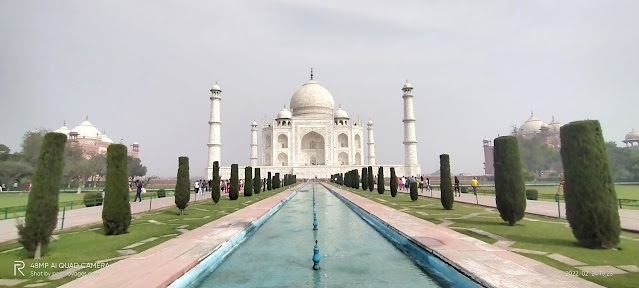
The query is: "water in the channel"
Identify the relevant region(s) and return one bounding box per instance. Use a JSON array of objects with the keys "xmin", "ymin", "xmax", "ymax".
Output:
[{"xmin": 196, "ymin": 183, "xmax": 443, "ymax": 287}]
